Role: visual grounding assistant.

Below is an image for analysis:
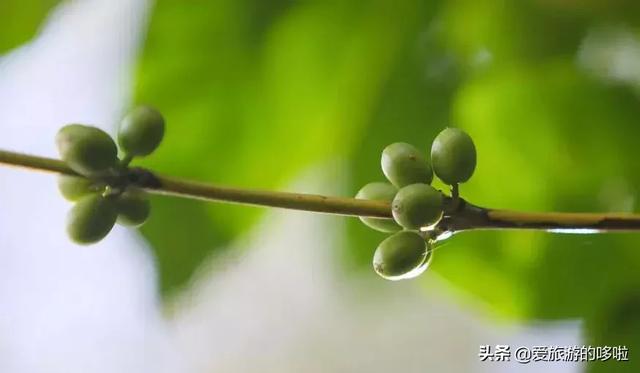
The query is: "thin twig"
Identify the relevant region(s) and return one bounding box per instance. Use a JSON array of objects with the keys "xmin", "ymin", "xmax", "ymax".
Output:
[
  {"xmin": 440, "ymin": 199, "xmax": 640, "ymax": 233},
  {"xmin": 1, "ymin": 148, "xmax": 640, "ymax": 232},
  {"xmin": 0, "ymin": 149, "xmax": 390, "ymax": 218}
]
